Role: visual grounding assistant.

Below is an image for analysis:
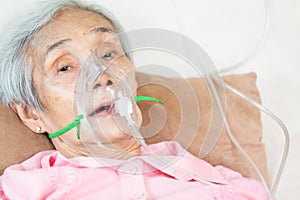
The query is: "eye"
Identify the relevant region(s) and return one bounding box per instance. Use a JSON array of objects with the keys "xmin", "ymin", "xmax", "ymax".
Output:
[
  {"xmin": 103, "ymin": 52, "xmax": 113, "ymax": 59},
  {"xmin": 59, "ymin": 65, "xmax": 72, "ymax": 72}
]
